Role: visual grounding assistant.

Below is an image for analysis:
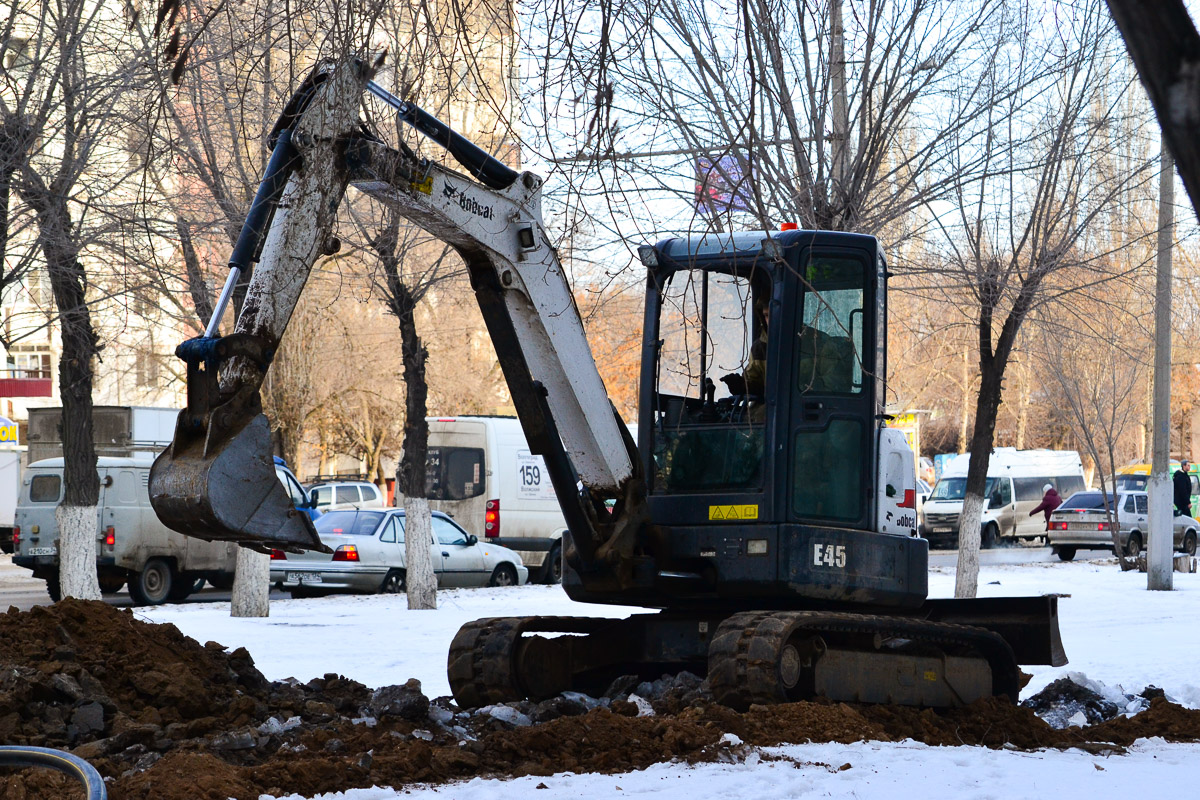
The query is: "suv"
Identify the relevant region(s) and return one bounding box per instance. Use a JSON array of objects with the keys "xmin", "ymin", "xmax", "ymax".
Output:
[{"xmin": 308, "ymin": 481, "xmax": 386, "ymax": 513}]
